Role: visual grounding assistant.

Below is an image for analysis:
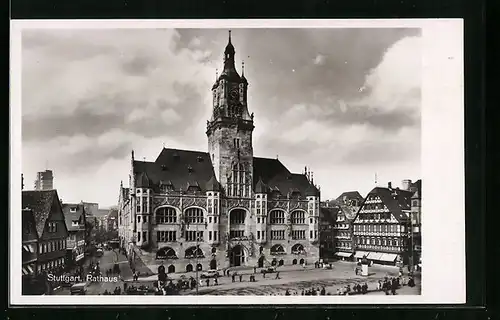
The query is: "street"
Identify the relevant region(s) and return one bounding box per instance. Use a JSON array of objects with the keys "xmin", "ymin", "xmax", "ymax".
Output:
[
  {"xmin": 56, "ymin": 249, "xmax": 135, "ymax": 295},
  {"xmin": 54, "ymin": 253, "xmax": 420, "ymax": 296}
]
